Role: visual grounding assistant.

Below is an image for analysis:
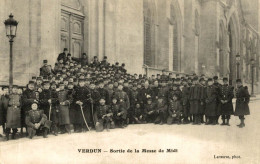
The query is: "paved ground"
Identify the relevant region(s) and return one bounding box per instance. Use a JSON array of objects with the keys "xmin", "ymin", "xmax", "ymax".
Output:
[{"xmin": 0, "ymin": 100, "xmax": 259, "ymax": 164}]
